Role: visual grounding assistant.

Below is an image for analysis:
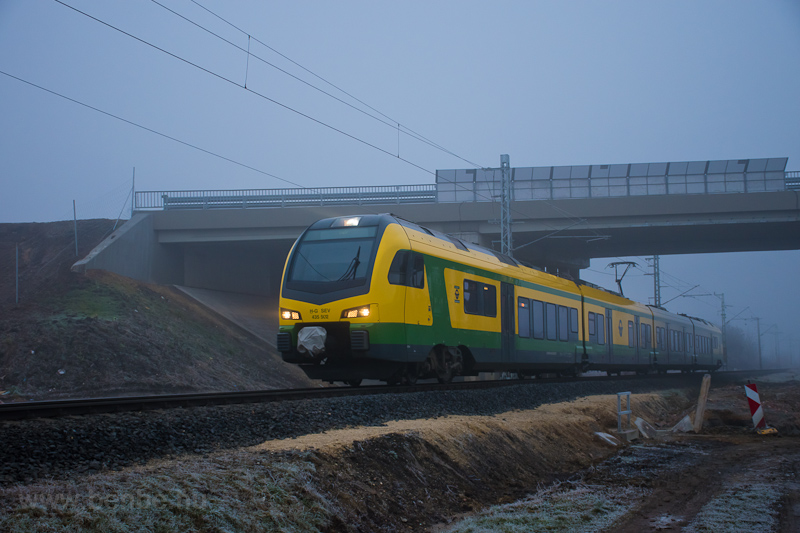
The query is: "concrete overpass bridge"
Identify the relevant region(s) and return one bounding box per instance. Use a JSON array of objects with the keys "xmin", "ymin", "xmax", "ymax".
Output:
[{"xmin": 75, "ymin": 158, "xmax": 800, "ymax": 296}]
